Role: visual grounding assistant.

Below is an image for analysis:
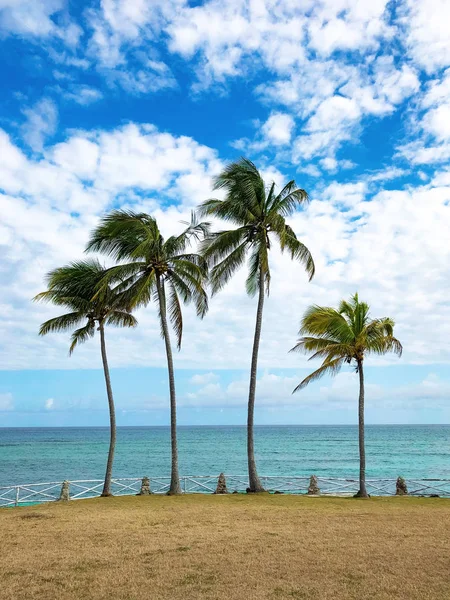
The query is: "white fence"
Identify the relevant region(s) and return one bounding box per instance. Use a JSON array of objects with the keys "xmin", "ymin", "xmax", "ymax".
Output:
[{"xmin": 1, "ymin": 475, "xmax": 450, "ymax": 507}]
